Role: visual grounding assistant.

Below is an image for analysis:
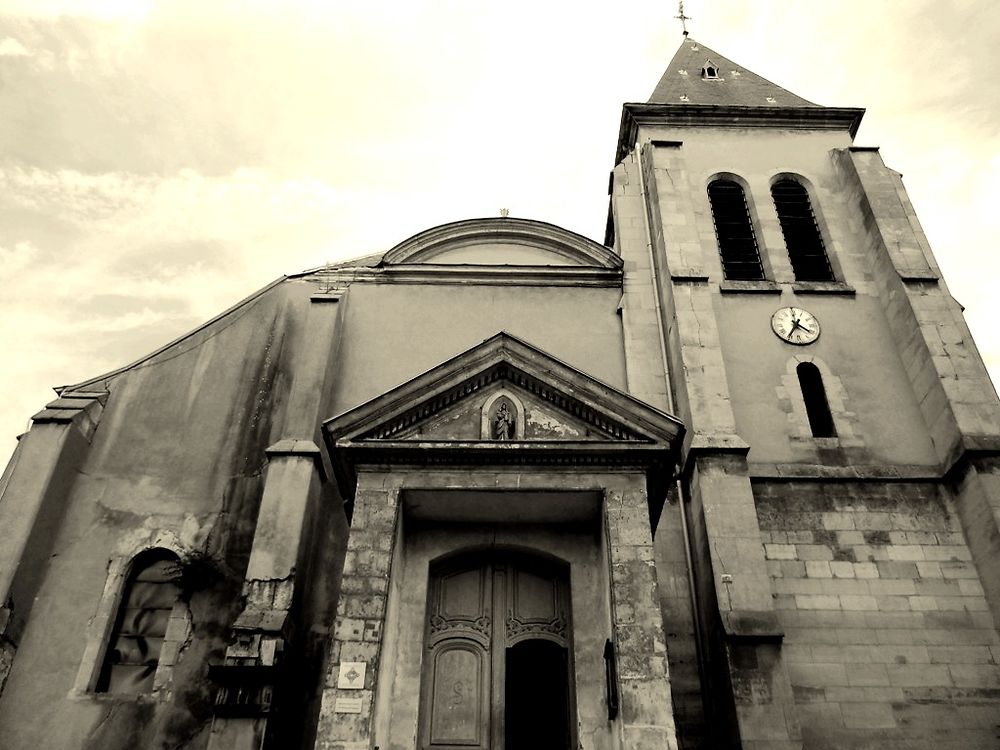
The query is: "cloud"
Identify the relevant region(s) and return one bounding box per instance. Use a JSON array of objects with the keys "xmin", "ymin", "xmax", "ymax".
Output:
[
  {"xmin": 0, "ymin": 239, "xmax": 38, "ymax": 271},
  {"xmin": 0, "ymin": 0, "xmax": 998, "ymax": 465},
  {"xmin": 0, "ymin": 0, "xmax": 153, "ymax": 21},
  {"xmin": 0, "ymin": 36, "xmax": 29, "ymax": 55}
]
